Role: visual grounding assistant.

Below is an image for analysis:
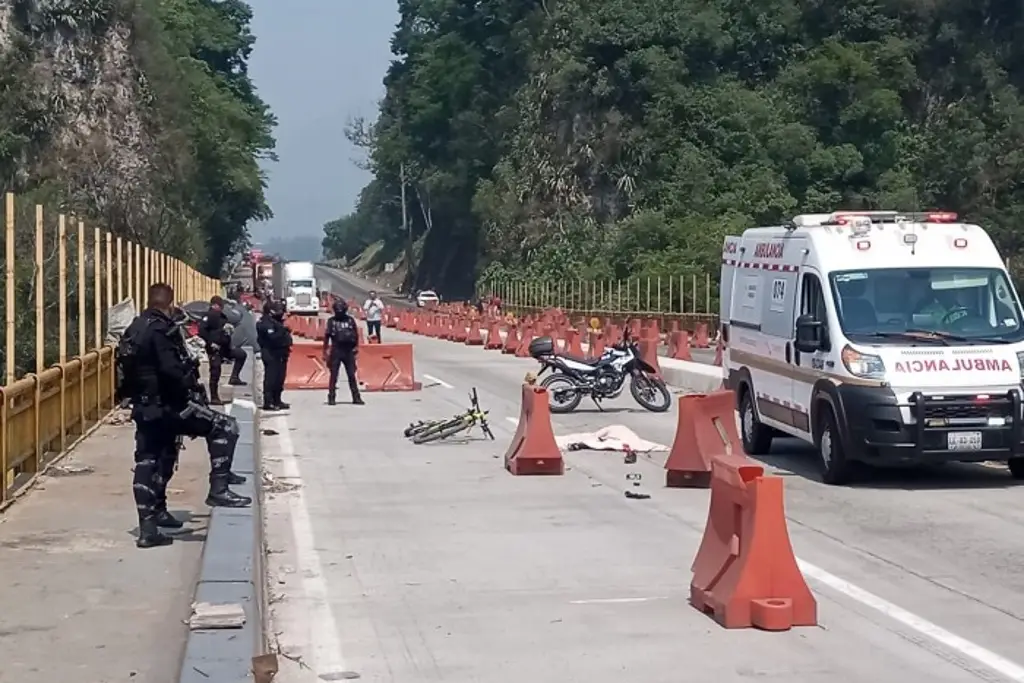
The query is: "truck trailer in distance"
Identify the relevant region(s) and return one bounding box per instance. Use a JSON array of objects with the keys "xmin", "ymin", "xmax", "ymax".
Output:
[{"xmin": 283, "ymin": 261, "xmax": 319, "ymax": 314}]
